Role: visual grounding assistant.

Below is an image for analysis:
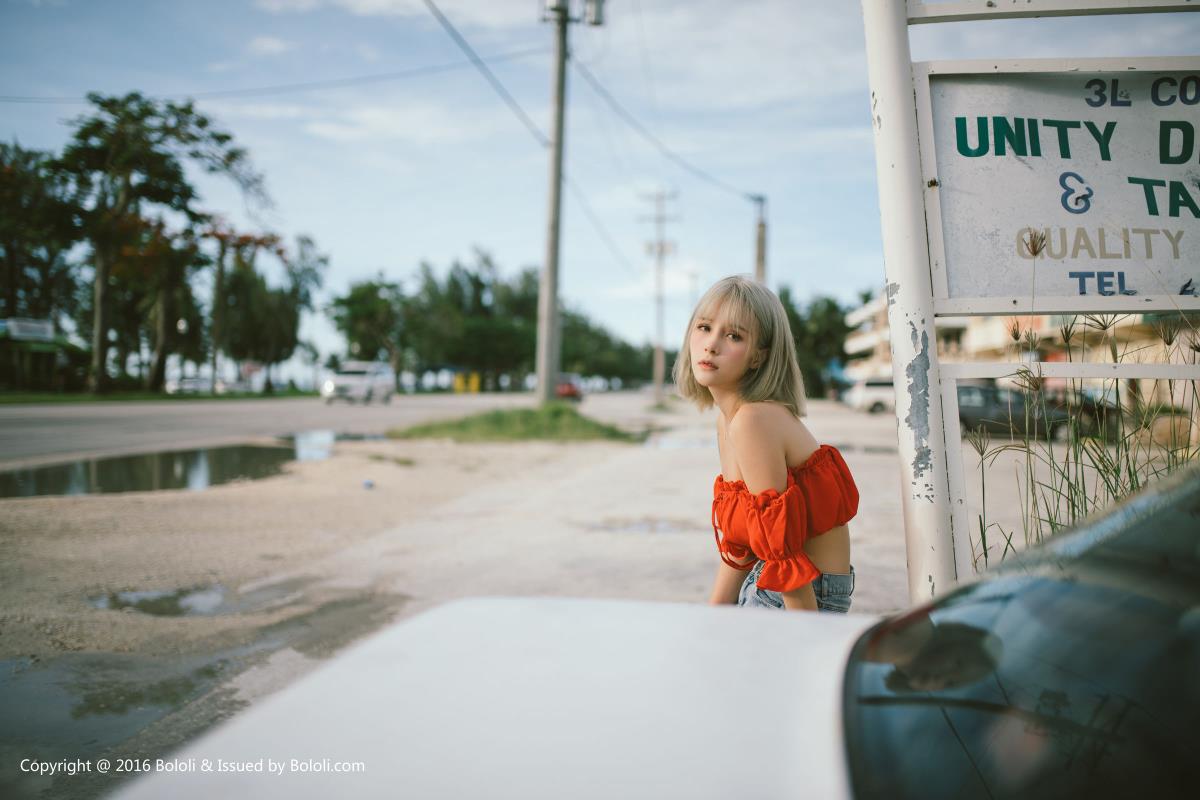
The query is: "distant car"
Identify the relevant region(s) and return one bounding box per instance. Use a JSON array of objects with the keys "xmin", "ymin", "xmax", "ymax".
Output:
[
  {"xmin": 116, "ymin": 465, "xmax": 1200, "ymax": 800},
  {"xmin": 845, "ymin": 378, "xmax": 894, "ymax": 414},
  {"xmin": 555, "ymin": 373, "xmax": 583, "ymax": 402},
  {"xmin": 164, "ymin": 377, "xmax": 214, "ymax": 395},
  {"xmin": 957, "ymin": 383, "xmax": 1072, "ymax": 440},
  {"xmin": 1045, "ymin": 385, "xmax": 1121, "ymax": 438},
  {"xmin": 320, "ymin": 361, "xmax": 394, "ymax": 405}
]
